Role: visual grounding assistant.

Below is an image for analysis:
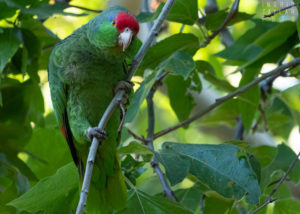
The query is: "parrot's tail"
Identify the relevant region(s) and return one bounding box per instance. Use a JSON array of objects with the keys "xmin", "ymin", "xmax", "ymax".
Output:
[{"xmin": 86, "ymin": 155, "xmax": 127, "ymax": 214}]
